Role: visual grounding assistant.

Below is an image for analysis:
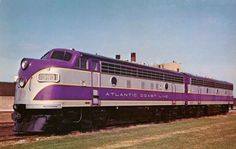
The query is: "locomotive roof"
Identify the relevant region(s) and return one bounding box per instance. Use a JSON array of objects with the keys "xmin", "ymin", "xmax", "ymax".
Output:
[
  {"xmin": 79, "ymin": 51, "xmax": 184, "ymax": 76},
  {"xmin": 51, "ymin": 48, "xmax": 233, "ymax": 85},
  {"xmin": 183, "ymin": 72, "xmax": 233, "ymax": 85}
]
